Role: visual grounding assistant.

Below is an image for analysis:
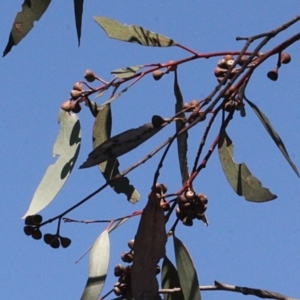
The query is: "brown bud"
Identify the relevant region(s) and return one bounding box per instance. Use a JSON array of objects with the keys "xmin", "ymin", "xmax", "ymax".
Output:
[
  {"xmin": 113, "ymin": 286, "xmax": 123, "ymax": 296},
  {"xmin": 182, "ymin": 217, "xmax": 193, "ymax": 226},
  {"xmin": 121, "ymin": 252, "xmax": 133, "ymax": 263},
  {"xmin": 185, "ymin": 190, "xmax": 195, "ymax": 200},
  {"xmin": 152, "ymin": 115, "xmax": 165, "ymax": 128},
  {"xmin": 31, "ymin": 228, "xmax": 42, "ymax": 240},
  {"xmin": 73, "ymin": 82, "xmax": 84, "ymax": 91},
  {"xmin": 70, "ymin": 89, "xmax": 82, "ymax": 100},
  {"xmin": 70, "ymin": 101, "xmax": 82, "ymax": 113},
  {"xmin": 50, "ymin": 236, "xmax": 60, "ymax": 249},
  {"xmin": 60, "ymin": 236, "xmax": 72, "ymax": 248},
  {"xmin": 280, "ymin": 53, "xmax": 291, "ymax": 64},
  {"xmin": 156, "ymin": 265, "xmax": 161, "ymax": 275},
  {"xmin": 61, "ymin": 100, "xmax": 72, "ymax": 112},
  {"xmin": 152, "ymin": 70, "xmax": 164, "ymax": 81},
  {"xmin": 23, "ymin": 225, "xmax": 34, "ymax": 236},
  {"xmin": 214, "ymin": 67, "xmax": 227, "ymax": 77},
  {"xmin": 186, "ymin": 208, "xmax": 196, "ymax": 220},
  {"xmin": 217, "ymin": 58, "xmax": 228, "ymax": 69},
  {"xmin": 114, "ymin": 264, "xmax": 125, "ymax": 277},
  {"xmin": 224, "ymin": 100, "xmax": 234, "ymax": 112},
  {"xmin": 176, "ymin": 206, "xmax": 186, "ymax": 220},
  {"xmin": 177, "ymin": 194, "xmax": 188, "ymax": 204},
  {"xmin": 267, "ymin": 68, "xmax": 278, "ymax": 81},
  {"xmin": 127, "ymin": 239, "xmax": 134, "ymax": 250},
  {"xmin": 238, "ymin": 55, "xmax": 248, "ymax": 66},
  {"xmin": 84, "ymin": 69, "xmax": 96, "ymax": 82},
  {"xmin": 223, "ymin": 54, "xmax": 234, "ymax": 61},
  {"xmin": 197, "ymin": 193, "xmax": 208, "ymax": 205}
]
